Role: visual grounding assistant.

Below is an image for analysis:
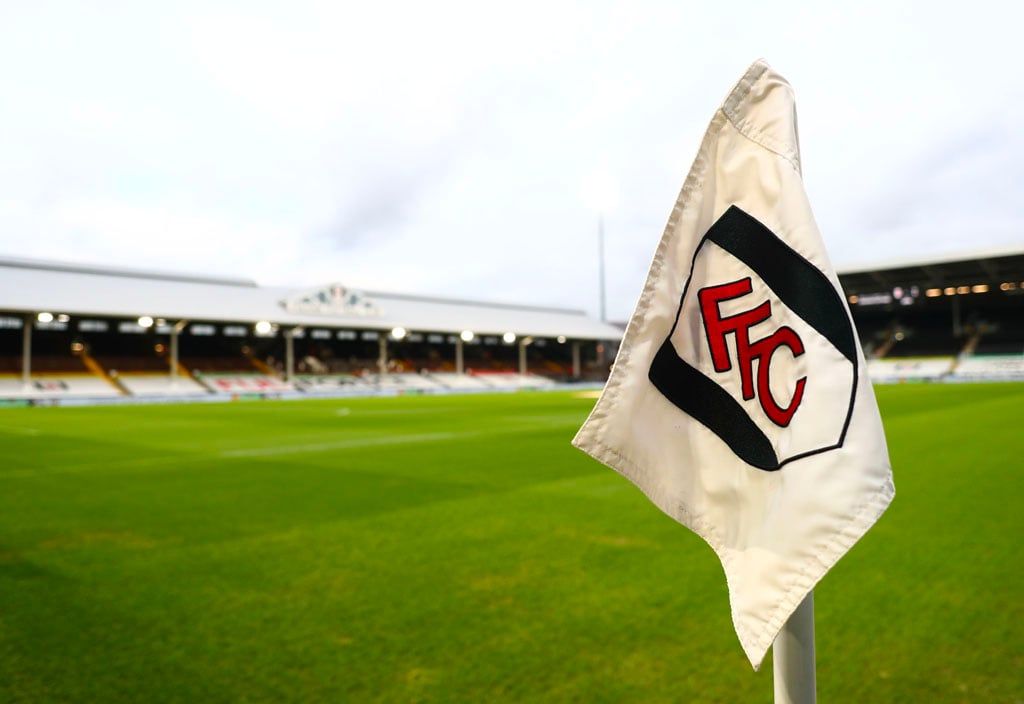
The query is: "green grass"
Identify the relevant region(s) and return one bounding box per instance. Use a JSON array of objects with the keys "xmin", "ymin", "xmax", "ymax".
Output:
[{"xmin": 0, "ymin": 385, "xmax": 1021, "ymax": 703}]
